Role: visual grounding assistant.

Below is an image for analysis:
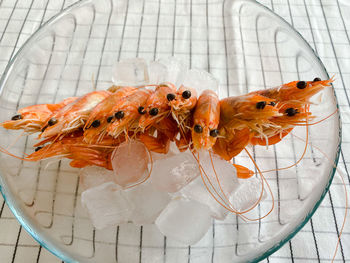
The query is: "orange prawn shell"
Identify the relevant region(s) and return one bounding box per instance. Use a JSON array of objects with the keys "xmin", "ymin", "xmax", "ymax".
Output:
[
  {"xmin": 27, "ymin": 131, "xmax": 124, "ymax": 170},
  {"xmin": 169, "ymin": 85, "xmax": 198, "ymax": 112},
  {"xmin": 83, "ymin": 86, "xmax": 138, "ymax": 143},
  {"xmin": 41, "ymin": 90, "xmax": 110, "ymax": 138},
  {"xmin": 84, "ymin": 86, "xmax": 138, "ymax": 128},
  {"xmin": 139, "ymin": 83, "xmax": 176, "ymax": 129},
  {"xmin": 219, "ymin": 94, "xmax": 279, "ymax": 127},
  {"xmin": 252, "ymin": 78, "xmax": 333, "ymax": 105},
  {"xmin": 1, "ymin": 97, "xmax": 77, "ymax": 132},
  {"xmin": 192, "ymin": 89, "xmax": 220, "ymax": 150},
  {"xmin": 107, "ymin": 89, "xmax": 153, "ymax": 137}
]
